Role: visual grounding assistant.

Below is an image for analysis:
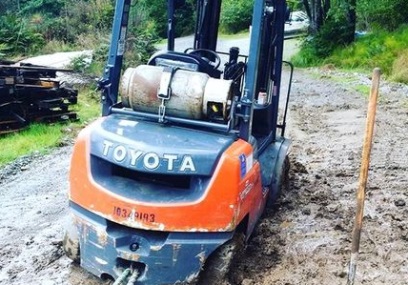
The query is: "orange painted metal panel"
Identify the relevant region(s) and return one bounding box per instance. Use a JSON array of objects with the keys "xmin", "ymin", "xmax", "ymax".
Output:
[{"xmin": 70, "ymin": 122, "xmax": 265, "ymax": 233}]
